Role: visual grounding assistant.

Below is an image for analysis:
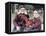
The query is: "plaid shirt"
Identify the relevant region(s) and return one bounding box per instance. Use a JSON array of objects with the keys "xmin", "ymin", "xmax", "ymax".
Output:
[{"xmin": 32, "ymin": 17, "xmax": 41, "ymax": 30}]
